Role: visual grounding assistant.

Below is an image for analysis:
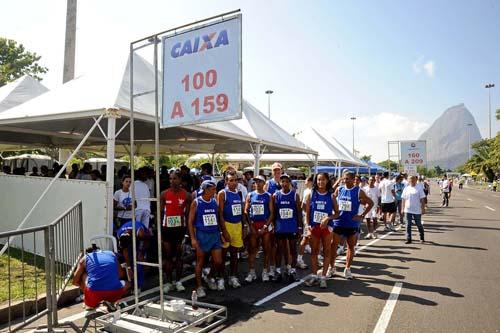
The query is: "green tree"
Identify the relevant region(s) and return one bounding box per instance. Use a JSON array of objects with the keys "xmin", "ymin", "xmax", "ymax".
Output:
[
  {"xmin": 496, "ymin": 108, "xmax": 500, "ymax": 120},
  {"xmin": 376, "ymin": 159, "xmax": 399, "ymax": 171},
  {"xmin": 0, "ymin": 38, "xmax": 48, "ymax": 87},
  {"xmin": 434, "ymin": 165, "xmax": 443, "ymax": 176},
  {"xmin": 360, "ymin": 155, "xmax": 372, "ymax": 162},
  {"xmin": 465, "ymin": 138, "xmax": 498, "ymax": 182}
]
